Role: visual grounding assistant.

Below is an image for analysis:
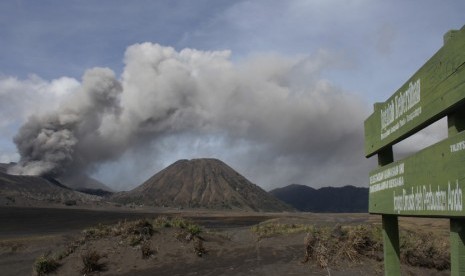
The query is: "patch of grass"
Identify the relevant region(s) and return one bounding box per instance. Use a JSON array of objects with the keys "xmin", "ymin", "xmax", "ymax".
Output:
[
  {"xmin": 153, "ymin": 216, "xmax": 202, "ymax": 235},
  {"xmin": 153, "ymin": 216, "xmax": 173, "ymax": 228},
  {"xmin": 81, "ymin": 250, "xmax": 106, "ymax": 273},
  {"xmin": 187, "ymin": 223, "xmax": 202, "ymax": 236},
  {"xmin": 251, "ymin": 222, "xmax": 314, "ymax": 239},
  {"xmin": 83, "ymin": 223, "xmax": 112, "ymax": 239},
  {"xmin": 33, "ymin": 254, "xmax": 60, "ymax": 276},
  {"xmin": 171, "ymin": 216, "xmax": 189, "ymax": 228},
  {"xmin": 82, "ymin": 219, "xmax": 155, "ymax": 246}
]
